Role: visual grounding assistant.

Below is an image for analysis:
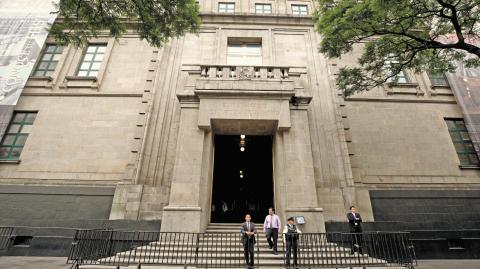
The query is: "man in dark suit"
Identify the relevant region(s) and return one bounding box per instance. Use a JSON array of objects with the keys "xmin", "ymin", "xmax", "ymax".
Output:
[
  {"xmin": 347, "ymin": 206, "xmax": 363, "ymax": 254},
  {"xmin": 240, "ymin": 214, "xmax": 256, "ymax": 268}
]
